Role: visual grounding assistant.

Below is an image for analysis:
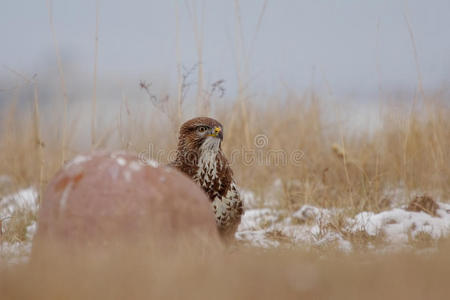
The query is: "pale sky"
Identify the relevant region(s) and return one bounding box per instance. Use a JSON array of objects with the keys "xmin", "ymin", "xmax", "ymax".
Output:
[{"xmin": 1, "ymin": 0, "xmax": 450, "ymax": 100}]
